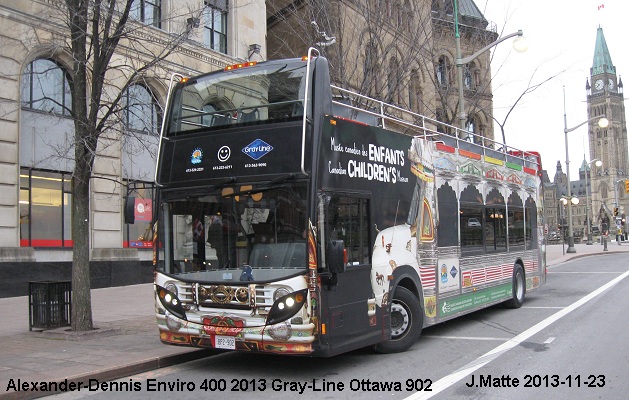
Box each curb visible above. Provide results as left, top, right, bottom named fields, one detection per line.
left=546, top=249, right=627, bottom=268
left=0, top=349, right=214, bottom=400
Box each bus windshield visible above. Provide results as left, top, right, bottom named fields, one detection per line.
left=160, top=181, right=308, bottom=283
left=166, top=59, right=309, bottom=135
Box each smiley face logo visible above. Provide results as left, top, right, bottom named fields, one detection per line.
left=217, top=146, right=231, bottom=162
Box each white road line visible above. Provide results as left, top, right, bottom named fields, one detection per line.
left=422, top=335, right=510, bottom=342
left=550, top=271, right=621, bottom=274
left=405, top=269, right=629, bottom=400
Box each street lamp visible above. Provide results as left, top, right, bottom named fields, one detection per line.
left=454, top=0, right=527, bottom=131
left=612, top=179, right=624, bottom=244
left=563, top=86, right=608, bottom=253
left=584, top=157, right=603, bottom=245
left=560, top=196, right=579, bottom=254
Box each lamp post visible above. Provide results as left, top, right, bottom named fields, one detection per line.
left=584, top=157, right=602, bottom=245
left=454, top=0, right=527, bottom=131
left=563, top=86, right=608, bottom=253
left=613, top=179, right=624, bottom=244
left=560, top=196, right=580, bottom=253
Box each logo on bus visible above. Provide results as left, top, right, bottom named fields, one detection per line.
left=217, top=146, right=231, bottom=162
left=191, top=148, right=203, bottom=164
left=242, top=139, right=273, bottom=160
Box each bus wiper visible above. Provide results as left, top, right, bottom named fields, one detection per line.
left=225, top=174, right=297, bottom=198
left=163, top=177, right=237, bottom=201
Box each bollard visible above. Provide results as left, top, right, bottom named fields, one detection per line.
left=603, top=236, right=608, bottom=251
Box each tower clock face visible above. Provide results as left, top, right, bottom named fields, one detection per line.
left=595, top=79, right=604, bottom=90
left=608, top=78, right=615, bottom=90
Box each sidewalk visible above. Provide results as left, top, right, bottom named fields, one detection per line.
left=1, top=242, right=628, bottom=399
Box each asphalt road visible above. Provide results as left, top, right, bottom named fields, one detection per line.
left=52, top=254, right=629, bottom=400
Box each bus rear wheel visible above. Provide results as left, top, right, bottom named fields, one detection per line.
left=375, top=287, right=422, bottom=353
left=504, top=264, right=525, bottom=309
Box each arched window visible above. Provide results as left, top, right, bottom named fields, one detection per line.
left=363, top=41, right=380, bottom=96
left=409, top=69, right=422, bottom=114
left=387, top=57, right=400, bottom=104
left=463, top=65, right=472, bottom=89
left=436, top=56, right=449, bottom=86
left=21, top=59, right=72, bottom=117
left=124, top=84, right=161, bottom=134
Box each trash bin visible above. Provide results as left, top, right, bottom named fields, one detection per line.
left=29, top=281, right=72, bottom=331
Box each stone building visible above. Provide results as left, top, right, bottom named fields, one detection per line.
left=586, top=26, right=628, bottom=234
left=542, top=26, right=628, bottom=242
left=0, top=0, right=266, bottom=296
left=266, top=0, right=498, bottom=141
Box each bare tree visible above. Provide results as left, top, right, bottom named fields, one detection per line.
left=11, top=0, right=204, bottom=331
left=488, top=64, right=565, bottom=146
left=267, top=1, right=435, bottom=114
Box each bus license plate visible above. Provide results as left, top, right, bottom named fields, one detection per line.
left=215, top=335, right=235, bottom=350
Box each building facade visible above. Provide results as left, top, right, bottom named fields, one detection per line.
left=0, top=0, right=266, bottom=296
left=266, top=0, right=498, bottom=142
left=0, top=0, right=516, bottom=296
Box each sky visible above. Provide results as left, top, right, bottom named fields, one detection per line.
left=480, top=0, right=628, bottom=181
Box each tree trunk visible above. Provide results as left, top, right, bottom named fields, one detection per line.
left=71, top=164, right=93, bottom=331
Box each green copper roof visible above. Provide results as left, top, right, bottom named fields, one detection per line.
left=592, top=27, right=615, bottom=76
left=459, top=0, right=485, bottom=20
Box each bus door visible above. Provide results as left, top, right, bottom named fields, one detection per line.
left=320, top=193, right=381, bottom=354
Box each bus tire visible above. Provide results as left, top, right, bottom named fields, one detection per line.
left=504, top=264, right=525, bottom=309
left=374, top=287, right=422, bottom=353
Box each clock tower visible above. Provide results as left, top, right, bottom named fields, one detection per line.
left=587, top=26, right=628, bottom=230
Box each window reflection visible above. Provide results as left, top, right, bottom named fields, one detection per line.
left=124, top=84, right=161, bottom=134
left=21, top=59, right=72, bottom=117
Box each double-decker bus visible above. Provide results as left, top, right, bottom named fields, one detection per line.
left=150, top=49, right=546, bottom=356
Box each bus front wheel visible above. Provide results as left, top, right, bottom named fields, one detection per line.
left=375, top=287, right=422, bottom=353
left=504, top=264, right=525, bottom=309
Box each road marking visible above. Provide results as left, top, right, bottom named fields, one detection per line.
left=543, top=337, right=556, bottom=344
left=521, top=306, right=564, bottom=309
left=405, top=269, right=629, bottom=400
left=423, top=335, right=509, bottom=342
left=550, top=271, right=621, bottom=274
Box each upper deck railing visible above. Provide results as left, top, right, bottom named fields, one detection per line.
left=329, top=84, right=541, bottom=175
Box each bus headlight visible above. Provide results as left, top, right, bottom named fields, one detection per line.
left=156, top=284, right=187, bottom=321
left=265, top=289, right=308, bottom=326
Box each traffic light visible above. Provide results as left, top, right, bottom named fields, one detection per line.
left=625, top=180, right=629, bottom=194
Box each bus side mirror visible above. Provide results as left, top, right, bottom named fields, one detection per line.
left=124, top=196, right=135, bottom=224
left=327, top=240, right=345, bottom=274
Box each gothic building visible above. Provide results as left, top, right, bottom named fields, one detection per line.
left=545, top=26, right=628, bottom=240
left=586, top=26, right=628, bottom=233
left=266, top=0, right=498, bottom=141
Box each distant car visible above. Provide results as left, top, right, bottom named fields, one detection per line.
left=548, top=232, right=561, bottom=240
left=467, top=218, right=481, bottom=227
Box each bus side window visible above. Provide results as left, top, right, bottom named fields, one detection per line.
left=326, top=195, right=370, bottom=266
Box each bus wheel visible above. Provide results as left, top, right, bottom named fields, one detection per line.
left=375, top=287, right=422, bottom=353
left=504, top=264, right=525, bottom=309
